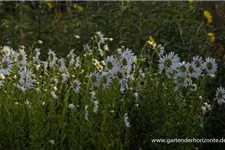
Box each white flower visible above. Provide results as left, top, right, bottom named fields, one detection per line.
left=159, top=52, right=180, bottom=73
left=155, top=44, right=165, bottom=57
left=18, top=68, right=36, bottom=91
left=67, top=49, right=75, bottom=66
left=173, top=71, right=191, bottom=89
left=93, top=100, right=99, bottom=113
left=134, top=92, right=139, bottom=99
left=0, top=55, right=14, bottom=75
left=186, top=62, right=202, bottom=79
left=16, top=50, right=27, bottom=67
left=203, top=57, right=217, bottom=75
left=101, top=72, right=112, bottom=90
left=73, top=79, right=81, bottom=93
left=120, top=48, right=136, bottom=73
left=95, top=31, right=105, bottom=47
left=88, top=71, right=101, bottom=88
left=75, top=56, right=80, bottom=68
left=51, top=91, right=58, bottom=99
left=215, top=87, right=225, bottom=105
left=124, top=113, right=130, bottom=128
left=61, top=72, right=70, bottom=83
left=68, top=103, right=75, bottom=109
left=177, top=61, right=188, bottom=76
left=201, top=106, right=207, bottom=114
left=58, top=58, right=66, bottom=72
left=48, top=49, right=57, bottom=67
left=105, top=55, right=117, bottom=75
left=192, top=56, right=204, bottom=69
left=83, top=44, right=92, bottom=56
left=2, top=45, right=14, bottom=56
left=115, top=69, right=127, bottom=85
left=90, top=91, right=96, bottom=100
left=34, top=48, right=41, bottom=65
left=85, top=105, right=88, bottom=121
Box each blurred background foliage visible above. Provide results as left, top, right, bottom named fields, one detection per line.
left=0, top=1, right=224, bottom=149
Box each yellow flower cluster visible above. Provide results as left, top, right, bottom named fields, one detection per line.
left=207, top=32, right=215, bottom=43
left=204, top=10, right=212, bottom=24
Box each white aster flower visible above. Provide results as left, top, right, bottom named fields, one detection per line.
left=61, top=72, right=70, bottom=83
left=201, top=106, right=207, bottom=114
left=215, top=87, right=225, bottom=105
left=105, top=55, right=117, bottom=75
left=1, top=45, right=14, bottom=56
left=155, top=44, right=165, bottom=57
left=186, top=62, right=202, bottom=79
left=34, top=48, right=41, bottom=65
left=173, top=72, right=191, bottom=89
left=58, top=58, right=66, bottom=72
left=124, top=113, right=130, bottom=128
left=120, top=48, right=136, bottom=73
left=192, top=55, right=204, bottom=69
left=90, top=91, right=96, bottom=100
left=48, top=49, right=57, bottom=67
left=203, top=57, right=217, bottom=76
left=18, top=68, right=36, bottom=91
left=67, top=49, right=75, bottom=66
left=159, top=52, right=180, bottom=73
left=115, top=69, right=127, bottom=85
left=101, top=72, right=112, bottom=90
left=93, top=100, right=99, bottom=114
left=75, top=56, right=80, bottom=69
left=134, top=92, right=139, bottom=99
left=88, top=71, right=101, bottom=88
left=177, top=61, right=188, bottom=76
left=95, top=31, right=105, bottom=47
left=0, top=55, right=14, bottom=75
left=51, top=91, right=58, bottom=99
left=16, top=50, right=27, bottom=67
left=73, top=79, right=81, bottom=93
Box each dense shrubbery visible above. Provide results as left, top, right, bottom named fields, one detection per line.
left=0, top=1, right=225, bottom=149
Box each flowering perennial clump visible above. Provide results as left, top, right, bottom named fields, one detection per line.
left=0, top=31, right=223, bottom=131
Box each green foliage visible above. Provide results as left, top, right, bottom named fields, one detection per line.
left=0, top=1, right=224, bottom=150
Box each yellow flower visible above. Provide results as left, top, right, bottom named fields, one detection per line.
left=188, top=0, right=193, bottom=4
left=204, top=10, right=212, bottom=24
left=73, top=4, right=84, bottom=12
left=148, top=36, right=157, bottom=47
left=207, top=32, right=216, bottom=43
left=46, top=2, right=53, bottom=9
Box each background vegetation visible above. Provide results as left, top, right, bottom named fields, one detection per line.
left=0, top=1, right=224, bottom=149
